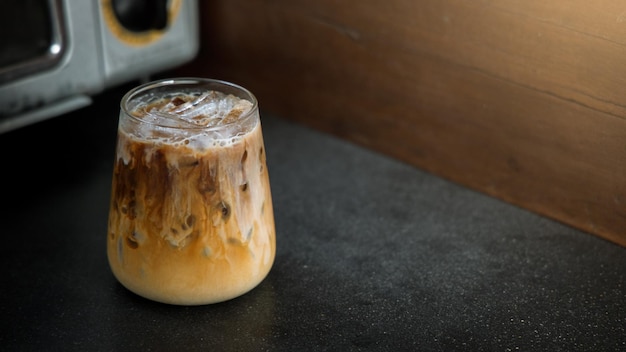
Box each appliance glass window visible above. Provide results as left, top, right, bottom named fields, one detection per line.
left=0, top=0, right=65, bottom=83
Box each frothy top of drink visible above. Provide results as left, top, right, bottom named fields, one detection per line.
left=121, top=91, right=257, bottom=150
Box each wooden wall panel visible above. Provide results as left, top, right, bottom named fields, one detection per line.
left=177, top=0, right=626, bottom=247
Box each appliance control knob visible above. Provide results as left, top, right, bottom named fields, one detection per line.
left=111, top=0, right=168, bottom=32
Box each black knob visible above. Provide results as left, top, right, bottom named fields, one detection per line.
left=111, top=0, right=168, bottom=32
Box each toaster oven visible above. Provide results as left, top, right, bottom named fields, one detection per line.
left=0, top=0, right=199, bottom=133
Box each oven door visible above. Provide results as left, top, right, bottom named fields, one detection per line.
left=0, top=0, right=66, bottom=84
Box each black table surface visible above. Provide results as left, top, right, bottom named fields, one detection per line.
left=1, top=81, right=624, bottom=352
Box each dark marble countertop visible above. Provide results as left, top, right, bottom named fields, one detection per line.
left=1, top=82, right=624, bottom=352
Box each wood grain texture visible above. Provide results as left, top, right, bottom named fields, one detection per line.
left=177, top=0, right=626, bottom=247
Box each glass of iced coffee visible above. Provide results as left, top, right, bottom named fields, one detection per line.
left=107, top=78, right=276, bottom=305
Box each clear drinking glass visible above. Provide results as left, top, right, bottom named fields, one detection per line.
left=106, top=78, right=276, bottom=305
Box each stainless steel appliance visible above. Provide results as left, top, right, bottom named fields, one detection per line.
left=0, top=0, right=199, bottom=133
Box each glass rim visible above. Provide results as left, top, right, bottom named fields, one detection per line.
left=120, top=77, right=259, bottom=131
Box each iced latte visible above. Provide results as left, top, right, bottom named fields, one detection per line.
left=107, top=78, right=276, bottom=305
